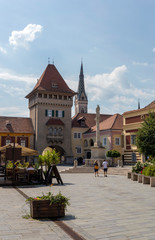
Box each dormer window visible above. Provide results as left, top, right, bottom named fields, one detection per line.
left=52, top=83, right=58, bottom=88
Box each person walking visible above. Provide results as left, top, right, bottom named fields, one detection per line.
left=94, top=160, right=99, bottom=177
left=102, top=159, right=108, bottom=177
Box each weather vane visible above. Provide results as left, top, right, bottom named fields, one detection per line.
left=48, top=57, right=50, bottom=64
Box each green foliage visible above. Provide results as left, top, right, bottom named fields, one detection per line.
left=106, top=150, right=121, bottom=158
left=132, top=161, right=143, bottom=173
left=38, top=149, right=60, bottom=171
left=26, top=192, right=70, bottom=209
left=136, top=112, right=155, bottom=157
left=6, top=160, right=13, bottom=168
left=6, top=160, right=28, bottom=168
left=142, top=165, right=155, bottom=177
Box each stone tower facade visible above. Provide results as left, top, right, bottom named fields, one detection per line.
left=26, top=64, right=76, bottom=163
left=75, top=62, right=88, bottom=114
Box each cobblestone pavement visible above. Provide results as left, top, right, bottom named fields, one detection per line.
left=0, top=173, right=155, bottom=240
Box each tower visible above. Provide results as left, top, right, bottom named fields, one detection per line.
left=75, top=62, right=88, bottom=114
left=26, top=64, right=76, bottom=163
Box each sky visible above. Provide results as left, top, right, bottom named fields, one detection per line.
left=0, top=0, right=155, bottom=117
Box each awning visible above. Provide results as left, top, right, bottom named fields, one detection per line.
left=0, top=143, right=38, bottom=156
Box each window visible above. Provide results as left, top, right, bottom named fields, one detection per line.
left=56, top=110, right=65, bottom=118
left=47, top=110, right=52, bottom=117
left=131, top=135, right=136, bottom=145
left=59, top=95, right=62, bottom=100
left=90, top=139, right=94, bottom=146
left=81, top=120, right=85, bottom=127
left=74, top=133, right=81, bottom=138
left=44, top=94, right=47, bottom=98
left=49, top=127, right=53, bottom=135
left=54, top=128, right=57, bottom=136
left=58, top=128, right=62, bottom=136
left=20, top=139, right=26, bottom=147
left=54, top=95, right=57, bottom=99
left=103, top=137, right=107, bottom=146
left=76, top=146, right=81, bottom=154
left=115, top=137, right=120, bottom=145
left=6, top=139, right=11, bottom=145
left=58, top=110, right=63, bottom=117
left=64, top=96, right=67, bottom=100
left=49, top=94, right=52, bottom=99
left=38, top=93, right=42, bottom=98
left=52, top=83, right=58, bottom=88
left=45, top=110, right=54, bottom=117
left=84, top=140, right=88, bottom=147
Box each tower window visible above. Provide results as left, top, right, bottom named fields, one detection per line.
left=76, top=146, right=81, bottom=154
left=52, top=83, right=58, bottom=88
left=56, top=110, right=65, bottom=118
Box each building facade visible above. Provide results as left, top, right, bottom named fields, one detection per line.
left=72, top=64, right=123, bottom=165
left=123, top=100, right=155, bottom=164
left=26, top=64, right=76, bottom=163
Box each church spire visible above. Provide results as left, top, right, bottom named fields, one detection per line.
left=77, top=61, right=87, bottom=100
left=74, top=62, right=88, bottom=114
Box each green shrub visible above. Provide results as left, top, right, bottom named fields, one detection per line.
left=106, top=150, right=121, bottom=158
left=132, top=161, right=143, bottom=173
left=26, top=191, right=70, bottom=209
left=142, top=165, right=155, bottom=177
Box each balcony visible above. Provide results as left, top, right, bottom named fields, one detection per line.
left=46, top=134, right=64, bottom=144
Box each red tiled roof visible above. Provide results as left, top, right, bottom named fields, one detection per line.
left=46, top=118, right=64, bottom=126
left=90, top=114, right=123, bottom=132
left=123, top=100, right=155, bottom=115
left=72, top=113, right=112, bottom=128
left=0, top=117, right=34, bottom=133
left=26, top=64, right=76, bottom=98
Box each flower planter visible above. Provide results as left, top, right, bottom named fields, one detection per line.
left=30, top=200, right=65, bottom=218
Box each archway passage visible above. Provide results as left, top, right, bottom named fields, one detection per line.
left=49, top=145, right=66, bottom=163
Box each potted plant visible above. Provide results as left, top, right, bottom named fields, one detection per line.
left=26, top=192, right=69, bottom=218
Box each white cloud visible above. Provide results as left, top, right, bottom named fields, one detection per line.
left=0, top=46, right=7, bottom=54
left=0, top=106, right=29, bottom=117
left=9, top=24, right=43, bottom=49
left=68, top=65, right=155, bottom=114
left=152, top=47, right=155, bottom=52
left=0, top=68, right=37, bottom=85
left=132, top=61, right=148, bottom=67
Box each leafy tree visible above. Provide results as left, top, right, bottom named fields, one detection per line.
left=136, top=112, right=155, bottom=158
left=106, top=150, right=121, bottom=158
left=38, top=149, right=60, bottom=171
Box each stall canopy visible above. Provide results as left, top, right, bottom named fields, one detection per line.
left=0, top=143, right=38, bottom=156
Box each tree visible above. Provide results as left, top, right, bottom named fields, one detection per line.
left=38, top=149, right=60, bottom=171
left=136, top=112, right=155, bottom=158
left=106, top=150, right=121, bottom=158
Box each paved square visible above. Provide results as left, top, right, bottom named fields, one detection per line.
left=0, top=173, right=155, bottom=240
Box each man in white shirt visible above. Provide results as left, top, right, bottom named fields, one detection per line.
left=102, top=160, right=108, bottom=177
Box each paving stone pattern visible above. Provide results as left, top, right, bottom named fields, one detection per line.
left=0, top=173, right=155, bottom=240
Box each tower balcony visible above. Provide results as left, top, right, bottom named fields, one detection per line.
left=46, top=134, right=64, bottom=144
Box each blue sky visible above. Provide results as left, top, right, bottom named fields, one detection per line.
left=0, top=0, right=155, bottom=117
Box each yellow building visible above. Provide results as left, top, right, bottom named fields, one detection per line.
left=123, top=100, right=155, bottom=164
